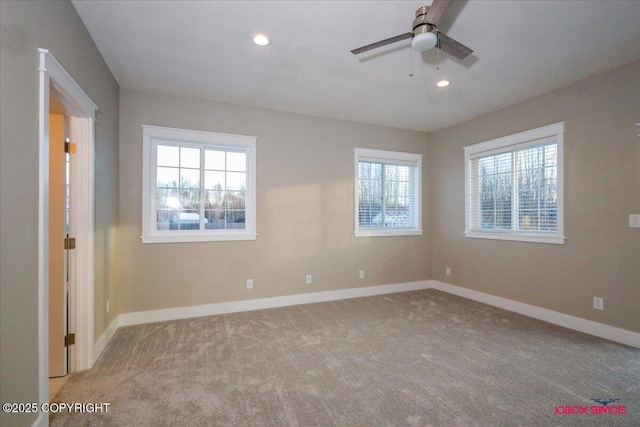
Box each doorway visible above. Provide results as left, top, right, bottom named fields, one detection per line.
left=48, top=112, right=68, bottom=378
left=48, top=109, right=72, bottom=399
left=38, top=48, right=97, bottom=416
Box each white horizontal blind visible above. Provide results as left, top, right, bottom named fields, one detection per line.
left=468, top=137, right=558, bottom=234
left=358, top=159, right=419, bottom=230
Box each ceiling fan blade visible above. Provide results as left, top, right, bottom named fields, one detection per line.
left=437, top=31, right=473, bottom=60
left=425, top=0, right=453, bottom=25
left=351, top=32, right=412, bottom=55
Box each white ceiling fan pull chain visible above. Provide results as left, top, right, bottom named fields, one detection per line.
left=409, top=48, right=414, bottom=77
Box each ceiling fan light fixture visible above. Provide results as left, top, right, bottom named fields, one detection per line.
left=411, top=31, right=437, bottom=52
left=252, top=33, right=270, bottom=47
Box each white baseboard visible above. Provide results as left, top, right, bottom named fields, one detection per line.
left=93, top=315, right=120, bottom=365
left=119, top=280, right=431, bottom=327
left=110, top=279, right=639, bottom=350
left=430, top=280, right=640, bottom=349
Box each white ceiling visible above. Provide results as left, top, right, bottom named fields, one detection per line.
left=72, top=0, right=640, bottom=133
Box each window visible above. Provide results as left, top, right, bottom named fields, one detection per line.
left=464, top=122, right=564, bottom=244
left=142, top=125, right=256, bottom=243
left=354, top=148, right=422, bottom=237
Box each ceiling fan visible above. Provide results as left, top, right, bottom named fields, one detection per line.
left=350, top=0, right=473, bottom=60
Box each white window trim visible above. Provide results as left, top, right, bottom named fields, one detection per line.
left=142, top=125, right=257, bottom=243
left=354, top=147, right=423, bottom=237
left=464, top=122, right=565, bottom=245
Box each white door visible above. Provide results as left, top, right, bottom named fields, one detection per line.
left=48, top=114, right=71, bottom=377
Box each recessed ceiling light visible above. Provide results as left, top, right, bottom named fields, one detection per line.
left=252, top=33, right=270, bottom=47
left=436, top=79, right=450, bottom=88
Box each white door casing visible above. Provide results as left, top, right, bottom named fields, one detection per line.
left=38, top=48, right=97, bottom=425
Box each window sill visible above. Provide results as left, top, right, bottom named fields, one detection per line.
left=464, top=230, right=565, bottom=245
left=355, top=229, right=423, bottom=238
left=142, top=232, right=257, bottom=244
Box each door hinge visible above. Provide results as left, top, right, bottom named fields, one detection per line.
left=64, top=237, right=76, bottom=250
left=64, top=141, right=77, bottom=154
left=64, top=333, right=76, bottom=347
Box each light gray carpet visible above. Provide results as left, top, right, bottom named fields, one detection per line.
left=51, top=289, right=639, bottom=426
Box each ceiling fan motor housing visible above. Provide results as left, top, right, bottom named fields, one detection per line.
left=411, top=6, right=438, bottom=51
left=412, top=6, right=435, bottom=34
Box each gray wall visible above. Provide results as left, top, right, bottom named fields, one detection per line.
left=118, top=89, right=430, bottom=314
left=428, top=61, right=640, bottom=333
left=0, top=1, right=119, bottom=426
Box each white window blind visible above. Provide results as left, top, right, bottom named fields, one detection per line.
left=354, top=148, right=422, bottom=237
left=464, top=122, right=565, bottom=244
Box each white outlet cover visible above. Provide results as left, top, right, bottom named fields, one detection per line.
left=593, top=297, right=604, bottom=310
left=630, top=214, right=640, bottom=228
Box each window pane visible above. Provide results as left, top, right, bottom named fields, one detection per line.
left=385, top=164, right=408, bottom=181
left=495, top=171, right=512, bottom=229
left=157, top=145, right=179, bottom=167
left=225, top=191, right=245, bottom=210
left=180, top=168, right=200, bottom=189
left=157, top=167, right=179, bottom=188
left=180, top=147, right=200, bottom=168
left=205, top=190, right=224, bottom=209
left=358, top=162, right=382, bottom=227
left=384, top=165, right=410, bottom=211
left=361, top=162, right=381, bottom=179
left=515, top=143, right=557, bottom=232
left=519, top=210, right=539, bottom=230
left=226, top=210, right=246, bottom=228
left=205, top=171, right=225, bottom=190
left=203, top=209, right=246, bottom=230
left=156, top=188, right=180, bottom=207
left=156, top=188, right=178, bottom=230
left=205, top=150, right=225, bottom=170
left=360, top=204, right=382, bottom=227
left=479, top=157, right=495, bottom=175
left=178, top=189, right=200, bottom=209
left=174, top=209, right=202, bottom=230
left=495, top=152, right=511, bottom=173
left=226, top=172, right=246, bottom=191
left=227, top=152, right=246, bottom=172
left=477, top=152, right=512, bottom=230
left=540, top=209, right=557, bottom=230
left=157, top=189, right=180, bottom=230
left=545, top=145, right=557, bottom=165
left=204, top=210, right=224, bottom=229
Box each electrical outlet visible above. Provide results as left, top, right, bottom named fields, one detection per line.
left=593, top=296, right=604, bottom=311
left=306, top=274, right=312, bottom=285
left=629, top=214, right=640, bottom=228
left=106, top=299, right=110, bottom=314
left=446, top=267, right=451, bottom=276
left=246, top=279, right=253, bottom=290
left=359, top=270, right=365, bottom=279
